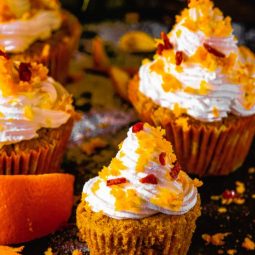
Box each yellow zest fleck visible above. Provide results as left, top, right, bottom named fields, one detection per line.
left=193, top=178, right=203, bottom=187
left=111, top=187, right=142, bottom=213
left=23, top=106, right=34, bottom=120
left=142, top=58, right=151, bottom=65
left=119, top=151, right=125, bottom=158
left=211, top=195, right=221, bottom=201
left=234, top=197, right=245, bottom=205
left=44, top=247, right=54, bottom=255
left=175, top=65, right=183, bottom=73
left=150, top=59, right=165, bottom=74
left=218, top=207, right=227, bottom=213
left=41, top=44, right=50, bottom=58
left=199, top=80, right=211, bottom=95
left=184, top=86, right=197, bottom=94
left=242, top=237, right=255, bottom=251
left=235, top=181, right=245, bottom=194
left=150, top=186, right=183, bottom=211
left=72, top=250, right=83, bottom=255
left=212, top=107, right=219, bottom=118
left=172, top=103, right=187, bottom=117
left=175, top=117, right=190, bottom=131
left=162, top=73, right=182, bottom=92
left=202, top=232, right=230, bottom=246
left=176, top=29, right=182, bottom=38
left=0, top=112, right=4, bottom=118
left=91, top=179, right=101, bottom=194
left=118, top=141, right=123, bottom=150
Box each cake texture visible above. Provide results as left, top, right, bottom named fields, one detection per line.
left=77, top=123, right=202, bottom=255
left=0, top=0, right=81, bottom=83
left=129, top=0, right=255, bottom=176
left=0, top=52, right=75, bottom=174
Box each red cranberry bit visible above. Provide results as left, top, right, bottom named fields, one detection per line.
left=159, top=152, right=166, bottom=166
left=0, top=50, right=9, bottom=60
left=139, top=174, right=158, bottom=184
left=175, top=51, right=183, bottom=65
left=170, top=162, right=181, bottom=179
left=132, top=122, right=144, bottom=133
left=222, top=189, right=236, bottom=199
left=161, top=32, right=173, bottom=50
left=19, top=62, right=32, bottom=82
left=106, top=177, right=127, bottom=186
left=156, top=43, right=165, bottom=55
left=203, top=43, right=225, bottom=58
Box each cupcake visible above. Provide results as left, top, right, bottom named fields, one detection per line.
left=0, top=0, right=81, bottom=83
left=0, top=52, right=74, bottom=174
left=77, top=122, right=202, bottom=255
left=129, top=0, right=255, bottom=176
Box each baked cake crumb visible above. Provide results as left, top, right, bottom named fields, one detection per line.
left=202, top=233, right=230, bottom=246
left=242, top=237, right=255, bottom=250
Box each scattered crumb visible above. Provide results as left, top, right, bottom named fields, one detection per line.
left=234, top=197, right=245, bottom=205
left=80, top=137, right=108, bottom=155
left=218, top=207, right=227, bottom=213
left=202, top=233, right=230, bottom=246
left=193, top=178, right=203, bottom=187
left=217, top=249, right=224, bottom=254
left=211, top=195, right=221, bottom=201
left=44, top=247, right=54, bottom=255
left=235, top=181, right=245, bottom=194
left=248, top=167, right=255, bottom=174
left=227, top=249, right=237, bottom=255
left=72, top=250, right=83, bottom=255
left=242, top=237, right=255, bottom=250
left=251, top=194, right=255, bottom=199
left=125, top=12, right=140, bottom=23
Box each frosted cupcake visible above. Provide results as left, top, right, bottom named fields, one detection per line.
left=0, top=52, right=74, bottom=174
left=77, top=122, right=201, bottom=255
left=0, top=0, right=81, bottom=83
left=129, top=0, right=255, bottom=176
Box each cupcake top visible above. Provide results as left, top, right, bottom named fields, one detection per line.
left=83, top=122, right=201, bottom=220
left=138, top=0, right=255, bottom=122
left=0, top=0, right=62, bottom=53
left=0, top=51, right=73, bottom=148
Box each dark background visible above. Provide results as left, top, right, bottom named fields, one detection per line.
left=61, top=0, right=255, bottom=25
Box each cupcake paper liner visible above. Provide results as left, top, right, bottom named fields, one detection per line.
left=129, top=76, right=255, bottom=176
left=11, top=11, right=82, bottom=84
left=0, top=118, right=73, bottom=175
left=76, top=197, right=201, bottom=255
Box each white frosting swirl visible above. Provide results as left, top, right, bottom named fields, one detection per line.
left=0, top=77, right=72, bottom=147
left=138, top=3, right=255, bottom=122
left=83, top=124, right=198, bottom=219
left=0, top=10, right=62, bottom=53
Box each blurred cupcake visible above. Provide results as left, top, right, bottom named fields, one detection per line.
left=129, top=0, right=255, bottom=176
left=0, top=0, right=81, bottom=83
left=77, top=122, right=201, bottom=255
left=0, top=52, right=74, bottom=174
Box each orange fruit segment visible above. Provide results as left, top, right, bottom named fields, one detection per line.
left=0, top=174, right=74, bottom=245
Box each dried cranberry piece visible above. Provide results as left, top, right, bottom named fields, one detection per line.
left=170, top=162, right=181, bottom=179
left=159, top=152, right=166, bottom=166
left=222, top=189, right=236, bottom=199
left=132, top=122, right=144, bottom=133
left=203, top=43, right=225, bottom=58
left=106, top=177, right=127, bottom=186
left=0, top=50, right=9, bottom=60
left=139, top=174, right=158, bottom=184
left=19, top=62, right=32, bottom=82
left=175, top=51, right=183, bottom=65
left=156, top=43, right=165, bottom=55
left=161, top=32, right=173, bottom=50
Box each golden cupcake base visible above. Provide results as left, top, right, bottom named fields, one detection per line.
left=76, top=196, right=201, bottom=255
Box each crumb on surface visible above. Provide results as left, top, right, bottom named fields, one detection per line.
left=242, top=237, right=255, bottom=250
left=235, top=181, right=245, bottom=194
left=218, top=207, right=227, bottom=213
left=72, top=249, right=83, bottom=255
left=227, top=249, right=237, bottom=255
left=44, top=247, right=54, bottom=255
left=248, top=167, right=255, bottom=174
left=202, top=233, right=230, bottom=246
